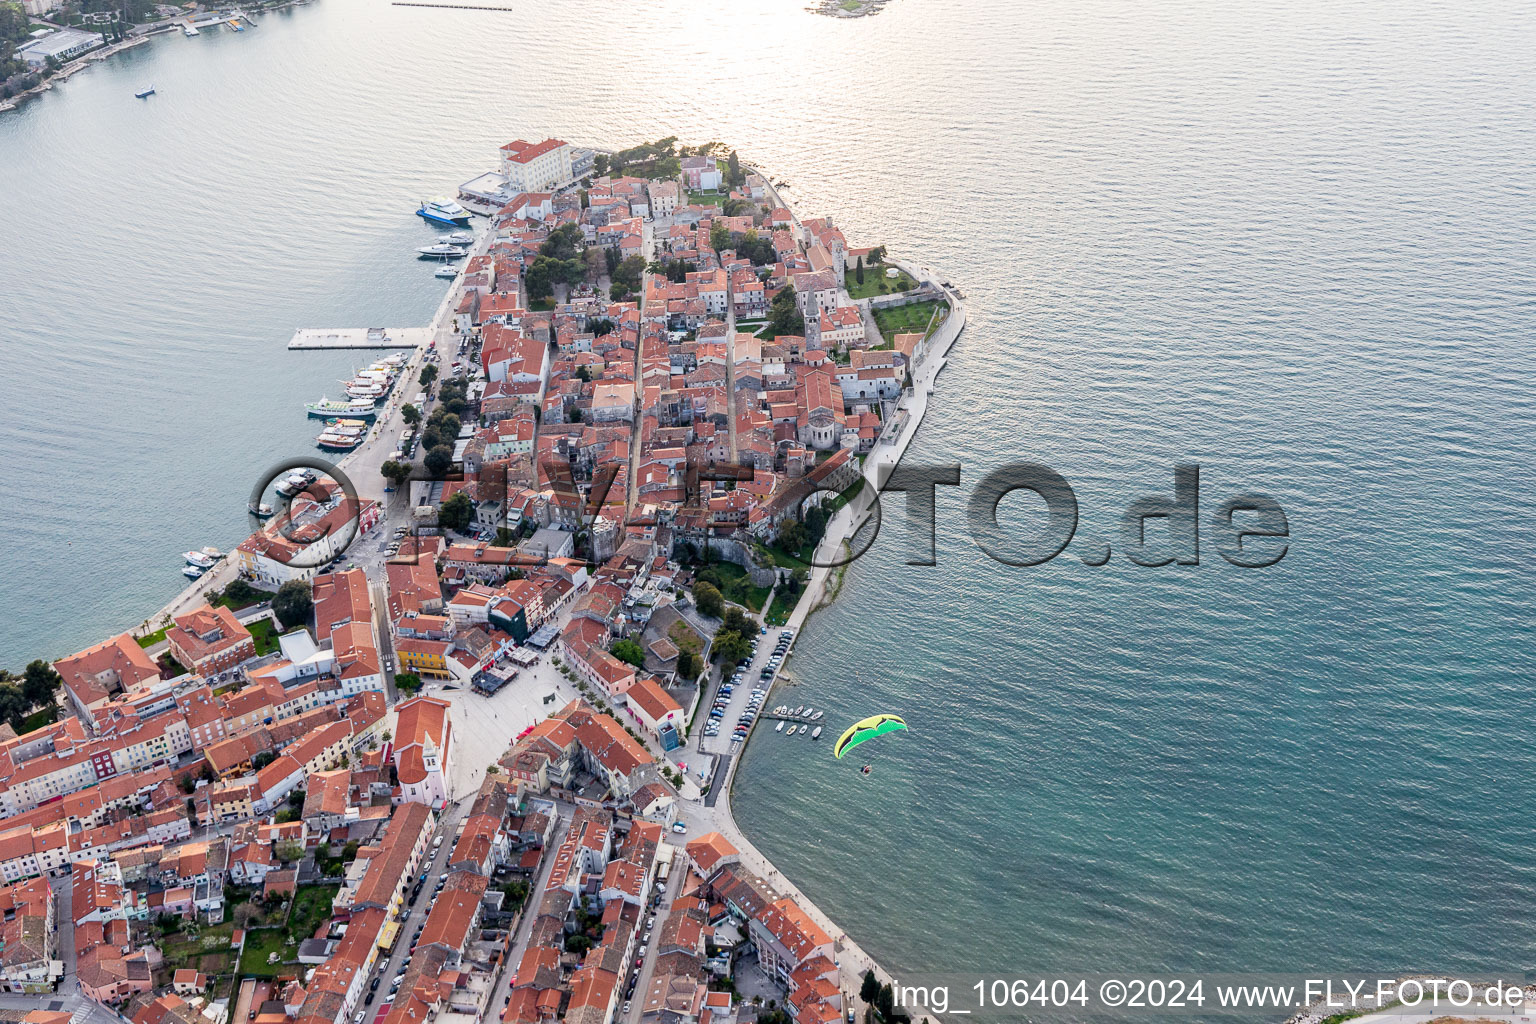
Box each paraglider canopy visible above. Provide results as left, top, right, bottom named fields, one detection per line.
left=833, top=714, right=909, bottom=759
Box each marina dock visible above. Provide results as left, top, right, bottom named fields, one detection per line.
left=288, top=327, right=433, bottom=351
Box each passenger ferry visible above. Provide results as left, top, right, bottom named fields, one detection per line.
left=306, top=396, right=379, bottom=419
left=416, top=196, right=472, bottom=226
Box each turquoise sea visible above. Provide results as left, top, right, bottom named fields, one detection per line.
left=2, top=0, right=1534, bottom=994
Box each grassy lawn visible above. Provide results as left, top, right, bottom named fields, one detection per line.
left=137, top=626, right=169, bottom=648
left=763, top=588, right=797, bottom=626
left=759, top=542, right=812, bottom=570
left=159, top=920, right=238, bottom=979
left=668, top=621, right=703, bottom=657
left=234, top=885, right=337, bottom=977
left=237, top=928, right=291, bottom=978
left=288, top=885, right=340, bottom=942
left=19, top=705, right=59, bottom=732
left=687, top=190, right=725, bottom=206
left=873, top=299, right=947, bottom=343
left=845, top=261, right=916, bottom=299
left=246, top=618, right=280, bottom=656
left=695, top=561, right=770, bottom=613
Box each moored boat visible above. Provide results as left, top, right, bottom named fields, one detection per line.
left=811, top=726, right=823, bottom=740
left=798, top=724, right=808, bottom=735
left=417, top=243, right=468, bottom=259
left=775, top=720, right=785, bottom=732
left=184, top=551, right=214, bottom=569
left=416, top=196, right=472, bottom=226
left=134, top=85, right=155, bottom=98
left=445, top=231, right=474, bottom=245
left=249, top=501, right=274, bottom=518
left=182, top=564, right=206, bottom=579
left=435, top=265, right=458, bottom=279
left=306, top=396, right=379, bottom=419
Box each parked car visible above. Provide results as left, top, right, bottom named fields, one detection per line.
left=671, top=822, right=687, bottom=833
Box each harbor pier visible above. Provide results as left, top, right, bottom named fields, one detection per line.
left=288, top=326, right=433, bottom=350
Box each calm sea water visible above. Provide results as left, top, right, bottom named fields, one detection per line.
left=3, top=0, right=1535, bottom=989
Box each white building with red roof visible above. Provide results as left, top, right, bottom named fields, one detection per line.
left=499, top=138, right=574, bottom=193
left=393, top=696, right=452, bottom=808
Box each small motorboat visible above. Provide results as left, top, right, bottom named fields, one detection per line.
left=200, top=546, right=224, bottom=560
left=249, top=501, right=274, bottom=518
left=860, top=764, right=872, bottom=776
left=791, top=705, right=804, bottom=716
left=184, top=551, right=215, bottom=569
left=135, top=85, right=155, bottom=98
left=811, top=726, right=823, bottom=740
left=435, top=265, right=457, bottom=279
left=775, top=721, right=785, bottom=733
left=417, top=243, right=468, bottom=259
left=182, top=564, right=206, bottom=579
left=445, top=231, right=474, bottom=245
left=809, top=711, right=823, bottom=721
left=798, top=724, right=808, bottom=735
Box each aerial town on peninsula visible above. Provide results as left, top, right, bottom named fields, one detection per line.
left=0, top=137, right=960, bottom=1024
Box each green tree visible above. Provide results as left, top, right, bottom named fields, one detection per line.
left=610, top=638, right=645, bottom=669
left=381, top=460, right=413, bottom=490
left=711, top=630, right=752, bottom=665
left=692, top=581, right=723, bottom=619
left=676, top=649, right=701, bottom=680
left=710, top=220, right=731, bottom=253
left=593, top=153, right=609, bottom=177
left=727, top=150, right=742, bottom=187
left=395, top=672, right=422, bottom=695
left=804, top=504, right=829, bottom=545
left=252, top=750, right=276, bottom=770
left=609, top=255, right=646, bottom=299
left=401, top=403, right=421, bottom=425
left=438, top=491, right=474, bottom=532
left=419, top=363, right=438, bottom=387
left=21, top=659, right=62, bottom=709
left=272, top=580, right=312, bottom=629
left=855, top=257, right=865, bottom=286
left=861, top=971, right=879, bottom=1004
left=424, top=445, right=454, bottom=477
left=768, top=285, right=804, bottom=336
left=721, top=607, right=753, bottom=636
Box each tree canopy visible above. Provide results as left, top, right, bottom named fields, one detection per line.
left=272, top=580, right=313, bottom=629
left=692, top=581, right=723, bottom=619
left=438, top=491, right=474, bottom=532
left=768, top=285, right=805, bottom=336
left=611, top=638, right=646, bottom=669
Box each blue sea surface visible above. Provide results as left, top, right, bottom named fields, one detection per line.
left=1, top=0, right=1533, bottom=987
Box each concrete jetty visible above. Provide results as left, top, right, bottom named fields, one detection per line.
left=287, top=326, right=433, bottom=351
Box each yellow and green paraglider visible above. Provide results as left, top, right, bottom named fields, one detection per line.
left=833, top=714, right=908, bottom=759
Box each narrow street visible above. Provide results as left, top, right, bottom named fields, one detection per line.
left=485, top=810, right=570, bottom=1012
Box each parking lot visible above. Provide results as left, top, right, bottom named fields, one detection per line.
left=694, top=624, right=797, bottom=756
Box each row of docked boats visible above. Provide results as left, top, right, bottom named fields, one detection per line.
left=303, top=353, right=407, bottom=450
left=773, top=705, right=824, bottom=739
left=180, top=546, right=224, bottom=579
